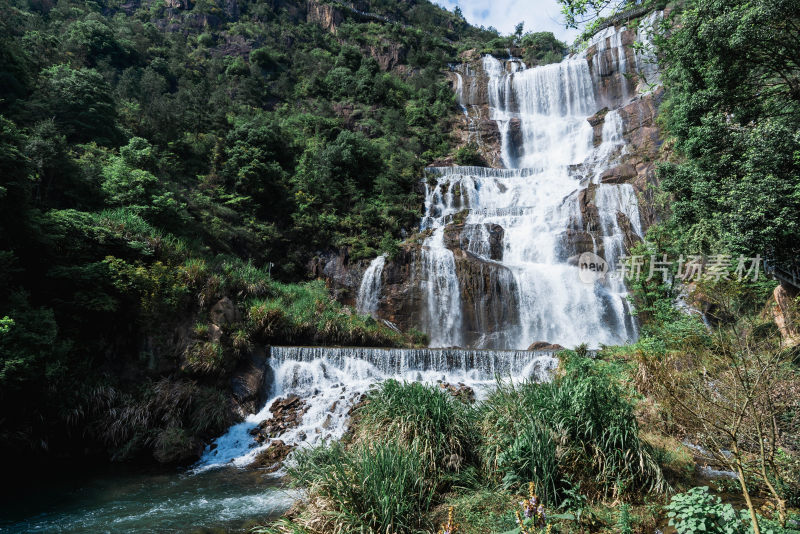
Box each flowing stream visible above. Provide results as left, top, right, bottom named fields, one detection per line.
left=0, top=466, right=296, bottom=533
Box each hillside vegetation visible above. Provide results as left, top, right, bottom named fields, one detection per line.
left=0, top=0, right=503, bottom=463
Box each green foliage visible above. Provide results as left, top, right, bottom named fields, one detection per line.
left=289, top=441, right=436, bottom=534
left=557, top=483, right=590, bottom=527
left=480, top=356, right=666, bottom=505
left=519, top=32, right=566, bottom=66
left=95, top=377, right=235, bottom=463
left=455, top=143, right=485, bottom=166
left=666, top=487, right=748, bottom=534
left=657, top=0, right=800, bottom=265
left=496, top=417, right=559, bottom=499
left=616, top=502, right=634, bottom=534
left=0, top=0, right=496, bottom=462
left=245, top=278, right=408, bottom=347
left=29, top=64, right=118, bottom=144
left=355, top=380, right=478, bottom=476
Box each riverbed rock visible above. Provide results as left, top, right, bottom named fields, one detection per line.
left=439, top=381, right=476, bottom=403
left=252, top=440, right=294, bottom=472
left=527, top=341, right=565, bottom=351
left=250, top=395, right=308, bottom=442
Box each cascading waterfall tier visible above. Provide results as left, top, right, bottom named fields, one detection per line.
left=359, top=13, right=661, bottom=350
left=356, top=254, right=385, bottom=316
left=195, top=346, right=559, bottom=470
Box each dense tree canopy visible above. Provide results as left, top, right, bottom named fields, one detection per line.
left=657, top=0, right=800, bottom=265
left=0, top=0, right=496, bottom=462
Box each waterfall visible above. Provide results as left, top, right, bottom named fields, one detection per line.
left=356, top=255, right=385, bottom=316
left=413, top=16, right=660, bottom=349
left=195, top=346, right=559, bottom=470
left=420, top=181, right=464, bottom=347
left=200, top=13, right=662, bottom=475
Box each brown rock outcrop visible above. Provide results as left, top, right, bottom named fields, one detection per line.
left=600, top=163, right=638, bottom=184
left=210, top=296, right=240, bottom=326
left=452, top=252, right=519, bottom=346
left=771, top=283, right=800, bottom=345
left=252, top=440, right=294, bottom=472
left=250, top=395, right=308, bottom=443
left=368, top=42, right=406, bottom=71
left=306, top=0, right=343, bottom=33
left=230, top=350, right=268, bottom=416
left=577, top=183, right=600, bottom=232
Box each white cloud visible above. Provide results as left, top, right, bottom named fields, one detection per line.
left=432, top=0, right=580, bottom=42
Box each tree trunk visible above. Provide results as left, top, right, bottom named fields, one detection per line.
left=733, top=448, right=760, bottom=534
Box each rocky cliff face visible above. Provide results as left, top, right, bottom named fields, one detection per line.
left=306, top=0, right=344, bottom=33
left=771, top=283, right=800, bottom=346
left=588, top=87, right=665, bottom=227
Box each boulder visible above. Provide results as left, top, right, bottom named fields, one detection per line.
left=600, top=163, right=637, bottom=184
left=209, top=297, right=240, bottom=326
left=230, top=350, right=267, bottom=416
left=527, top=341, right=565, bottom=351
left=439, top=382, right=476, bottom=403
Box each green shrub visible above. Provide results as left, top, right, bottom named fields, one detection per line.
left=289, top=441, right=435, bottom=534
left=666, top=487, right=747, bottom=534
left=244, top=279, right=408, bottom=347
left=480, top=357, right=666, bottom=504
left=495, top=416, right=559, bottom=502
left=455, top=143, right=485, bottom=166
left=355, top=380, right=478, bottom=477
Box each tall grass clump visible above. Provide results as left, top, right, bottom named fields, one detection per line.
left=288, top=441, right=435, bottom=534
left=480, top=356, right=666, bottom=504
left=354, top=380, right=479, bottom=477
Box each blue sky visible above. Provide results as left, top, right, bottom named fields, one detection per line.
left=432, top=0, right=580, bottom=42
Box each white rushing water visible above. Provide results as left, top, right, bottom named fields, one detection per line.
left=357, top=16, right=659, bottom=349
left=355, top=254, right=385, bottom=316
left=196, top=346, right=559, bottom=470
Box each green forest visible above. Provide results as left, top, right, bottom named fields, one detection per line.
left=0, top=0, right=799, bottom=531
left=0, top=0, right=497, bottom=462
